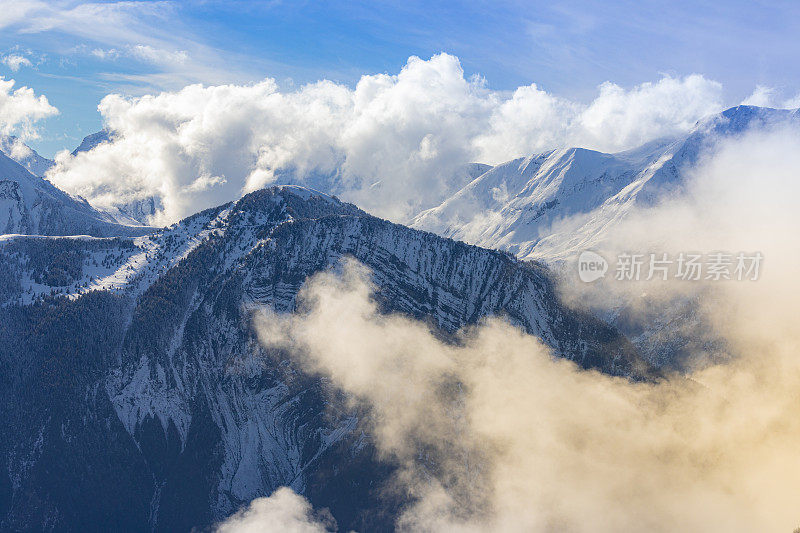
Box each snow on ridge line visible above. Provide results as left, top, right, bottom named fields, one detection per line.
left=411, top=105, right=800, bottom=262
left=0, top=233, right=114, bottom=242
left=271, top=184, right=337, bottom=201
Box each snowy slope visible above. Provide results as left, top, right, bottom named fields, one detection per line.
left=0, top=150, right=152, bottom=237
left=412, top=105, right=798, bottom=260
left=0, top=185, right=643, bottom=532
left=71, top=129, right=112, bottom=155
left=0, top=136, right=54, bottom=177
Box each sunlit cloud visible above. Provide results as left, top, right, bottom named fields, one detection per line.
left=45, top=54, right=726, bottom=225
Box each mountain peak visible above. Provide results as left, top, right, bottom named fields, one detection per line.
left=0, top=136, right=54, bottom=177
left=234, top=184, right=364, bottom=220
left=71, top=129, right=113, bottom=156
left=696, top=104, right=795, bottom=136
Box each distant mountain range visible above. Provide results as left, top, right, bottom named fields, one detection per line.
left=412, top=106, right=800, bottom=261
left=0, top=132, right=162, bottom=229
left=0, top=130, right=112, bottom=174
left=0, top=136, right=54, bottom=178
left=5, top=105, right=793, bottom=249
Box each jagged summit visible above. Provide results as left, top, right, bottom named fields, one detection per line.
left=241, top=184, right=355, bottom=211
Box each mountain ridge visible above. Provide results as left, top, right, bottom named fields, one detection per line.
left=0, top=185, right=645, bottom=531
left=412, top=105, right=800, bottom=260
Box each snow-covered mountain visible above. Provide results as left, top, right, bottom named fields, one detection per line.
left=98, top=195, right=164, bottom=226
left=68, top=130, right=162, bottom=225
left=0, top=136, right=54, bottom=177
left=0, top=185, right=644, bottom=531
left=0, top=150, right=153, bottom=237
left=412, top=106, right=799, bottom=260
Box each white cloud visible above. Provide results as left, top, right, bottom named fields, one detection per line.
left=1, top=1, right=176, bottom=45
left=739, top=86, right=800, bottom=110
left=215, top=487, right=334, bottom=533
left=1, top=54, right=33, bottom=71
left=91, top=47, right=119, bottom=60
left=475, top=74, right=724, bottom=161
left=46, top=54, right=729, bottom=225
left=574, top=75, right=724, bottom=151
left=783, top=93, right=800, bottom=109
left=0, top=76, right=58, bottom=138
left=88, top=44, right=189, bottom=67
left=127, top=44, right=189, bottom=66
left=742, top=84, right=776, bottom=107
left=252, top=126, right=800, bottom=531
left=1, top=1, right=258, bottom=92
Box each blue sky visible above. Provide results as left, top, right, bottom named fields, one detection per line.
left=2, top=0, right=799, bottom=157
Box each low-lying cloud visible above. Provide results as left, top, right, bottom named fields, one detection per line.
left=46, top=54, right=727, bottom=224
left=555, top=125, right=800, bottom=366
left=248, top=256, right=799, bottom=532
left=215, top=487, right=335, bottom=533
left=229, top=127, right=800, bottom=532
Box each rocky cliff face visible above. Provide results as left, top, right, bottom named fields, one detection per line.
left=0, top=186, right=643, bottom=531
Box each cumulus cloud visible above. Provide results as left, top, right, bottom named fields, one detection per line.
left=739, top=85, right=800, bottom=110
left=215, top=487, right=335, bottom=533
left=0, top=76, right=58, bottom=138
left=46, top=54, right=726, bottom=225
left=246, top=127, right=800, bottom=532
left=1, top=54, right=33, bottom=72
left=741, top=85, right=776, bottom=107
left=475, top=74, right=724, bottom=159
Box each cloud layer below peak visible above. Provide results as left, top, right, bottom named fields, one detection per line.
left=45, top=54, right=731, bottom=224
